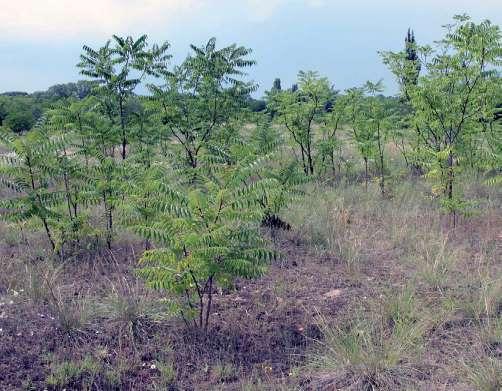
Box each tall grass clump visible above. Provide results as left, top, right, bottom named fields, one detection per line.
left=308, top=290, right=429, bottom=390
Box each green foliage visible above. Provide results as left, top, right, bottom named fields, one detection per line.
left=148, top=37, right=256, bottom=168
left=1, top=14, right=500, bottom=345
left=3, top=108, right=35, bottom=133
left=0, top=82, right=96, bottom=133
left=0, top=127, right=62, bottom=250
left=32, top=80, right=97, bottom=101
left=403, top=28, right=421, bottom=98
left=245, top=117, right=308, bottom=228
left=269, top=70, right=332, bottom=175
left=46, top=356, right=121, bottom=390
left=344, top=81, right=392, bottom=192
left=382, top=15, right=502, bottom=218
left=0, top=95, right=38, bottom=132
left=135, top=156, right=276, bottom=331
left=78, top=34, right=171, bottom=159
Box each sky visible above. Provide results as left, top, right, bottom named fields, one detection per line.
left=1, top=0, right=501, bottom=96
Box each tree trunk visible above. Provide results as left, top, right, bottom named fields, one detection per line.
left=306, top=141, right=314, bottom=175
left=300, top=147, right=308, bottom=175
left=119, top=99, right=127, bottom=160
left=203, top=275, right=214, bottom=332
left=41, top=217, right=56, bottom=252
left=103, top=193, right=113, bottom=249
left=364, top=157, right=369, bottom=191
left=446, top=150, right=456, bottom=227
left=377, top=124, right=385, bottom=195
left=307, top=150, right=314, bottom=176
left=331, top=150, right=336, bottom=179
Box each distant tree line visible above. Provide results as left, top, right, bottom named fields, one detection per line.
left=0, top=81, right=96, bottom=132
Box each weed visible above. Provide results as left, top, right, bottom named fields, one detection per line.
left=46, top=356, right=103, bottom=390
left=46, top=287, right=94, bottom=338
left=154, top=359, right=177, bottom=389
left=459, top=356, right=502, bottom=391
left=308, top=291, right=428, bottom=390
left=413, top=237, right=457, bottom=293
left=212, top=362, right=239, bottom=383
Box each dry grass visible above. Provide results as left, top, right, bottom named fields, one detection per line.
left=0, top=174, right=500, bottom=390
left=284, top=176, right=501, bottom=390
left=307, top=289, right=430, bottom=390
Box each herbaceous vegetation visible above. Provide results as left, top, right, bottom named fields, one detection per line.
left=0, top=14, right=501, bottom=391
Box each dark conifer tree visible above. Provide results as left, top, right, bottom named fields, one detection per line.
left=403, top=29, right=421, bottom=97
left=272, top=78, right=282, bottom=93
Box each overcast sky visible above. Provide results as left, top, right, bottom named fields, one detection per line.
left=1, top=0, right=501, bottom=96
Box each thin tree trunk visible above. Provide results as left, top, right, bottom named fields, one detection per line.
left=446, top=150, right=456, bottom=227
left=204, top=275, right=214, bottom=332
left=41, top=217, right=56, bottom=252
left=306, top=138, right=314, bottom=175
left=103, top=192, right=113, bottom=249
left=119, top=98, right=127, bottom=160
left=364, top=157, right=369, bottom=191
left=27, top=156, right=56, bottom=251
left=307, top=150, right=314, bottom=175
left=189, top=270, right=204, bottom=329
left=331, top=150, right=336, bottom=179
left=300, top=147, right=308, bottom=175
left=377, top=124, right=385, bottom=195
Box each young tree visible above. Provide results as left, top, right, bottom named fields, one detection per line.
left=149, top=38, right=256, bottom=169
left=0, top=128, right=62, bottom=251
left=345, top=87, right=374, bottom=189
left=318, top=93, right=347, bottom=178
left=78, top=35, right=170, bottom=159
left=270, top=71, right=331, bottom=176
left=344, top=82, right=391, bottom=193
left=135, top=158, right=275, bottom=332
left=364, top=80, right=390, bottom=195
left=382, top=15, right=502, bottom=220
left=50, top=97, right=123, bottom=249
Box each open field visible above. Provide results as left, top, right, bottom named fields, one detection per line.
left=1, top=174, right=500, bottom=390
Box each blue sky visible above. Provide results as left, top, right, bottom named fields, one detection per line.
left=1, top=0, right=501, bottom=96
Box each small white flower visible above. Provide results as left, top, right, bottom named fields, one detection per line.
left=150, top=364, right=156, bottom=370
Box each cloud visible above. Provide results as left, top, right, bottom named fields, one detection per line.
left=245, top=0, right=327, bottom=22
left=245, top=0, right=285, bottom=22
left=0, top=0, right=199, bottom=40
left=304, top=0, right=325, bottom=7
left=1, top=0, right=331, bottom=40
left=3, top=0, right=496, bottom=42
